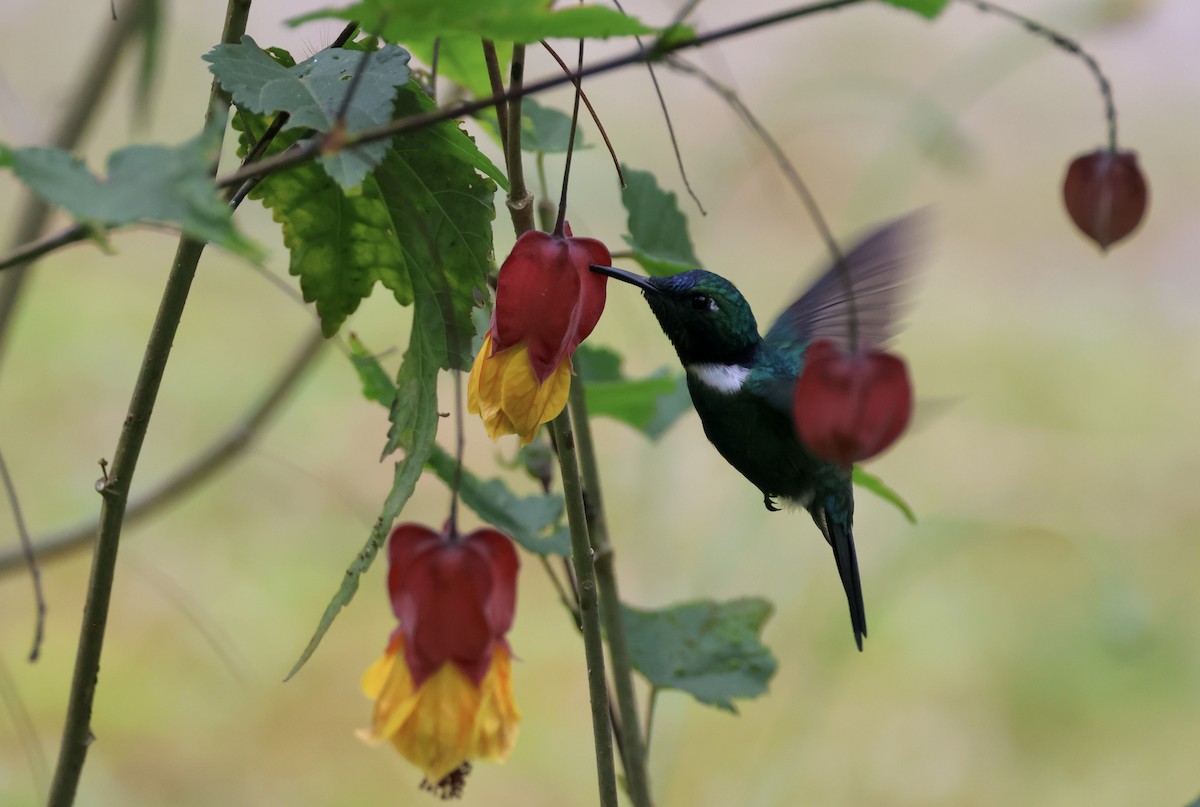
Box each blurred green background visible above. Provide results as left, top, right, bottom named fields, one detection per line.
left=2, top=0, right=1199, bottom=804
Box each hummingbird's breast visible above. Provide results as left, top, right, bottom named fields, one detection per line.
left=685, top=373, right=822, bottom=503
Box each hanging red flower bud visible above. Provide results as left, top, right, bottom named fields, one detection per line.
left=1062, top=149, right=1149, bottom=251
left=469, top=225, right=611, bottom=444
left=359, top=522, right=521, bottom=788
left=792, top=339, right=912, bottom=466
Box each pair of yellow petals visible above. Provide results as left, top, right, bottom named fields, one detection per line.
left=359, top=636, right=520, bottom=784
left=467, top=332, right=571, bottom=445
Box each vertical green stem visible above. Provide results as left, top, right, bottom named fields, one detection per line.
left=503, top=44, right=536, bottom=235
left=45, top=2, right=252, bottom=804
left=568, top=380, right=653, bottom=806
left=549, top=412, right=619, bottom=807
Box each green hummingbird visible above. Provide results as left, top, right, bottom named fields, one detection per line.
left=591, top=214, right=923, bottom=650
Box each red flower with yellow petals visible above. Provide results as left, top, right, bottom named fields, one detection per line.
left=468, top=226, right=610, bottom=444
left=360, top=522, right=520, bottom=791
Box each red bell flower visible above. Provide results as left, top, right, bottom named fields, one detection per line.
left=469, top=225, right=611, bottom=443
left=492, top=226, right=611, bottom=382
left=1062, top=149, right=1149, bottom=251
left=360, top=522, right=521, bottom=787
left=792, top=339, right=913, bottom=466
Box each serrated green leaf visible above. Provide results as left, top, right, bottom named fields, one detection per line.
left=620, top=163, right=701, bottom=276
left=232, top=113, right=411, bottom=336
left=292, top=0, right=655, bottom=45
left=374, top=85, right=498, bottom=370
left=205, top=37, right=412, bottom=188
left=575, top=343, right=690, bottom=439
left=623, top=598, right=777, bottom=712
left=427, top=445, right=570, bottom=556
left=233, top=80, right=500, bottom=340
left=852, top=466, right=917, bottom=524
left=384, top=268, right=447, bottom=456
left=0, top=125, right=261, bottom=260
left=876, top=0, right=950, bottom=19
left=346, top=335, right=397, bottom=407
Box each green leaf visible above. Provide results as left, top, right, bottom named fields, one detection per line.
left=373, top=85, right=499, bottom=370
left=427, top=445, right=570, bottom=556
left=233, top=81, right=500, bottom=340
left=384, top=269, right=448, bottom=455
left=576, top=343, right=691, bottom=439
left=292, top=0, right=655, bottom=45
left=0, top=125, right=261, bottom=260
left=346, top=335, right=398, bottom=408
left=573, top=344, right=623, bottom=383
left=232, top=113, right=411, bottom=337
left=478, top=98, right=589, bottom=154
left=876, top=0, right=950, bottom=19
left=408, top=35, right=501, bottom=98
left=852, top=466, right=917, bottom=524
left=205, top=36, right=412, bottom=188
left=623, top=598, right=777, bottom=712
left=620, top=164, right=701, bottom=276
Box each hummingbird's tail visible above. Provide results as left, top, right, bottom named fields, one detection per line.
left=812, top=498, right=867, bottom=651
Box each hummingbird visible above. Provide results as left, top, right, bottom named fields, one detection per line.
left=591, top=214, right=923, bottom=650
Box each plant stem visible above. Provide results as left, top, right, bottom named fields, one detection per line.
left=568, top=381, right=653, bottom=806
left=0, top=0, right=155, bottom=366
left=960, top=0, right=1118, bottom=151
left=549, top=413, right=618, bottom=807
left=504, top=44, right=536, bottom=235
left=45, top=2, right=253, bottom=803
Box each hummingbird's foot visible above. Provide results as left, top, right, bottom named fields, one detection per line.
left=763, top=493, right=781, bottom=512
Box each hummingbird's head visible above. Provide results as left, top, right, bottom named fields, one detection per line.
left=590, top=266, right=760, bottom=365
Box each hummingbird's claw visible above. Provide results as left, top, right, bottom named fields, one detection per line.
left=763, top=493, right=781, bottom=512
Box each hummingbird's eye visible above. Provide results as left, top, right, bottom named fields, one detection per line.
left=691, top=293, right=715, bottom=311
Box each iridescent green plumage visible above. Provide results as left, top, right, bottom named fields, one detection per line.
left=593, top=214, right=924, bottom=649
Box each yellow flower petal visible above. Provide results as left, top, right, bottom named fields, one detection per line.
left=499, top=348, right=571, bottom=445
left=467, top=334, right=571, bottom=445
left=359, top=639, right=521, bottom=784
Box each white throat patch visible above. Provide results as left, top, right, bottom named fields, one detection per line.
left=688, top=362, right=750, bottom=394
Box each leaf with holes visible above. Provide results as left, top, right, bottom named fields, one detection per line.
left=623, top=597, right=777, bottom=712
left=232, top=112, right=410, bottom=336
left=205, top=36, right=412, bottom=188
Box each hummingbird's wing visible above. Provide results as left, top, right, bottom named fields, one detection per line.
left=761, top=211, right=928, bottom=357
left=747, top=212, right=927, bottom=414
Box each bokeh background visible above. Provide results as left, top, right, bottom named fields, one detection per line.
left=2, top=0, right=1198, bottom=804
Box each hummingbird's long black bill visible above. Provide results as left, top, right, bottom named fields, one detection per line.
left=589, top=264, right=657, bottom=293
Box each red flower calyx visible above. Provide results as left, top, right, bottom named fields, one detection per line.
left=792, top=339, right=913, bottom=466
left=491, top=225, right=611, bottom=383
left=1062, top=149, right=1149, bottom=251
left=386, top=522, right=519, bottom=687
